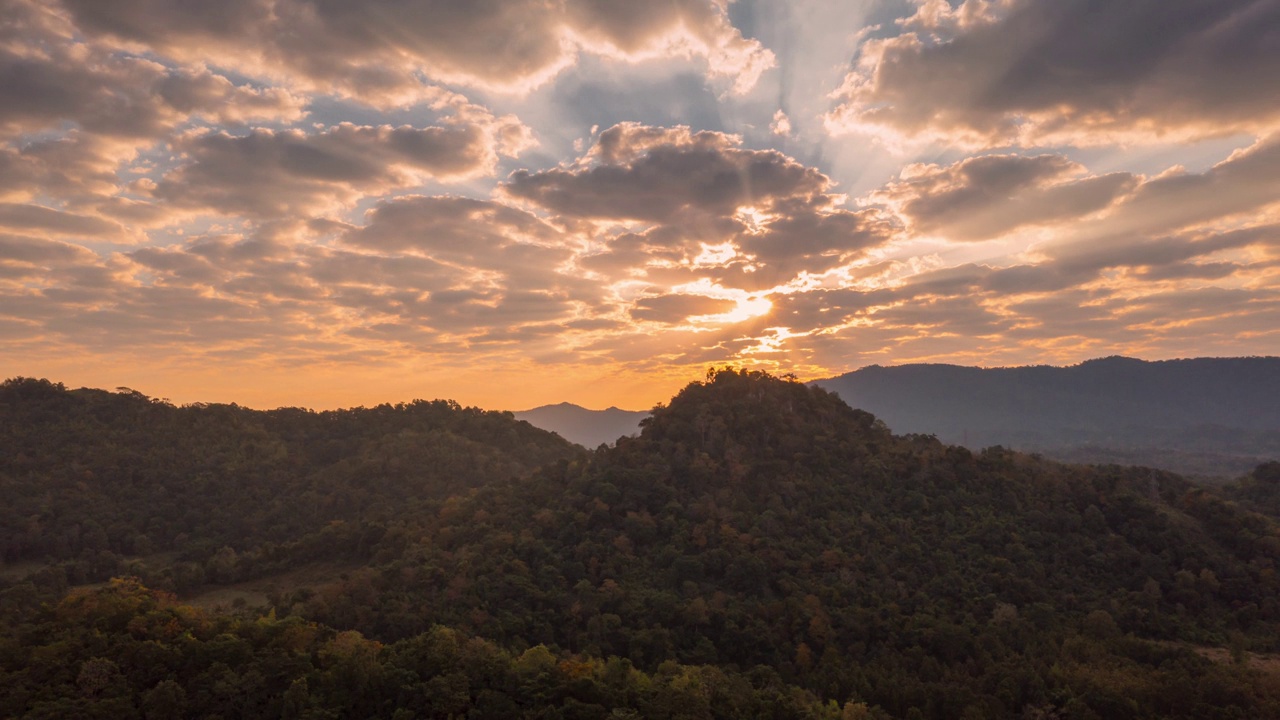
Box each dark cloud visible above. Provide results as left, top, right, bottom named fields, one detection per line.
left=341, top=195, right=600, bottom=304
left=871, top=295, right=1010, bottom=337
left=0, top=39, right=301, bottom=139
left=829, top=0, right=1280, bottom=145
left=153, top=123, right=506, bottom=218
left=56, top=0, right=772, bottom=101
left=504, top=124, right=896, bottom=291
left=1082, top=136, right=1280, bottom=238
left=734, top=197, right=898, bottom=281
left=0, top=233, right=98, bottom=268
left=765, top=287, right=898, bottom=332
left=888, top=221, right=1272, bottom=301
left=346, top=196, right=561, bottom=255
left=1133, top=262, right=1245, bottom=282
left=874, top=154, right=1136, bottom=240
left=631, top=293, right=738, bottom=323
left=0, top=136, right=132, bottom=203
left=984, top=264, right=1087, bottom=295
left=505, top=124, right=827, bottom=225
left=127, top=246, right=222, bottom=284
left=574, top=228, right=690, bottom=278
left=0, top=203, right=125, bottom=238
left=56, top=0, right=269, bottom=47
left=1046, top=226, right=1273, bottom=278
left=1107, top=286, right=1278, bottom=330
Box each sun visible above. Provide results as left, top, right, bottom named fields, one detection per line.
left=690, top=294, right=774, bottom=324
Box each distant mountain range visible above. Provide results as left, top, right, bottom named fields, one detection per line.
left=517, top=357, right=1280, bottom=477
left=513, top=402, right=650, bottom=448
left=815, top=356, right=1280, bottom=477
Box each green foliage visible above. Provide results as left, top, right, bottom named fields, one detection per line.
left=4, top=371, right=1280, bottom=718
left=0, top=579, right=843, bottom=719
left=0, top=376, right=581, bottom=593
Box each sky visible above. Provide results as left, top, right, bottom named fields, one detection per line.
left=2, top=0, right=1279, bottom=411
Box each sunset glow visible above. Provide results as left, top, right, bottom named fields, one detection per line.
left=2, top=0, right=1277, bottom=410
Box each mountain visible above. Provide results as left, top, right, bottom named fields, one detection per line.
left=514, top=402, right=648, bottom=447
left=338, top=371, right=1280, bottom=711
left=4, top=371, right=1280, bottom=718
left=814, top=356, right=1280, bottom=477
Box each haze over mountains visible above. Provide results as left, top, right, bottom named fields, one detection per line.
left=514, top=403, right=650, bottom=449
left=520, top=357, right=1280, bottom=477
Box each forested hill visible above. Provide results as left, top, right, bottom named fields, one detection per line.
left=5, top=371, right=1280, bottom=718
left=330, top=370, right=1280, bottom=716
left=0, top=377, right=580, bottom=589
left=815, top=356, right=1280, bottom=476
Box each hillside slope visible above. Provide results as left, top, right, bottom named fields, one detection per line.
left=4, top=371, right=1280, bottom=718
left=291, top=370, right=1280, bottom=718
left=0, top=377, right=580, bottom=592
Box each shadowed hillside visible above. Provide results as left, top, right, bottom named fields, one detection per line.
left=293, top=370, right=1280, bottom=718
left=4, top=371, right=1280, bottom=718
left=0, top=377, right=580, bottom=593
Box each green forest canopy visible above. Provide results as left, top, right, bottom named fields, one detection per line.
left=3, top=371, right=1280, bottom=719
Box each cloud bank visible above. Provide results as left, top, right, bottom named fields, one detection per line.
left=0, top=0, right=1276, bottom=409
left=827, top=0, right=1280, bottom=147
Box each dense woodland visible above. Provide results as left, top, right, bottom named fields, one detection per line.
left=0, top=377, right=578, bottom=593
left=3, top=371, right=1280, bottom=718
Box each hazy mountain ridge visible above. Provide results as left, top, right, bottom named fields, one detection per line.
left=814, top=356, right=1280, bottom=477
left=515, top=357, right=1280, bottom=476
left=514, top=402, right=650, bottom=448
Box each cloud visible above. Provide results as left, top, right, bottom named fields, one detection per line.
left=1074, top=135, right=1280, bottom=240
left=0, top=218, right=582, bottom=357
left=733, top=196, right=897, bottom=282
left=0, top=135, right=129, bottom=203
left=56, top=0, right=774, bottom=103
left=505, top=123, right=827, bottom=225
left=1, top=0, right=1276, bottom=411
left=630, top=293, right=738, bottom=323
left=152, top=119, right=525, bottom=218
left=770, top=110, right=792, bottom=137
left=826, top=0, right=1280, bottom=147
left=0, top=233, right=100, bottom=281
left=0, top=28, right=303, bottom=140
left=871, top=154, right=1136, bottom=241
left=0, top=147, right=886, bottom=377
left=346, top=196, right=562, bottom=256
left=504, top=123, right=897, bottom=290
left=704, top=137, right=1280, bottom=372
left=0, top=203, right=129, bottom=240
left=3, top=131, right=1276, bottom=401
left=341, top=195, right=595, bottom=300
